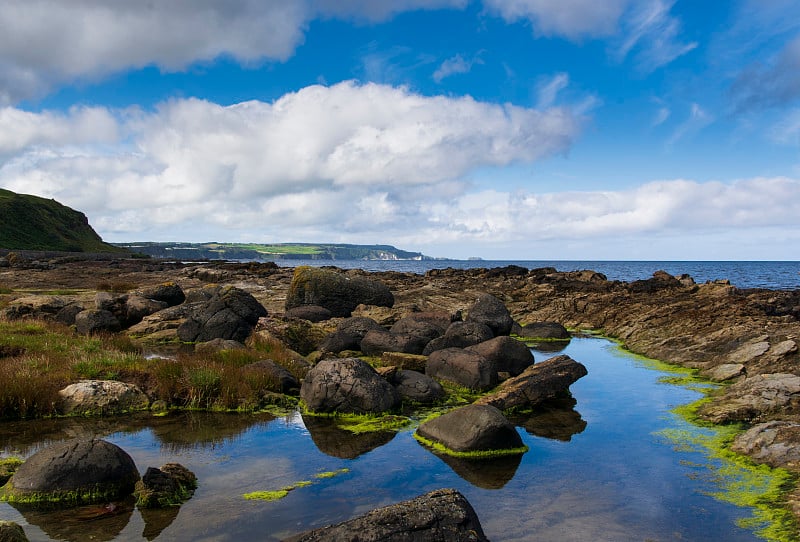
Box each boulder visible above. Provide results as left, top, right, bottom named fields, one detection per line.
left=74, top=309, right=122, bottom=334
left=243, top=360, right=300, bottom=394
left=467, top=336, right=535, bottom=376
left=300, top=358, right=401, bottom=414
left=360, top=329, right=429, bottom=356
left=283, top=488, right=488, bottom=542
left=466, top=293, right=513, bottom=336
left=136, top=282, right=186, bottom=307
left=284, top=305, right=333, bottom=322
left=58, top=380, right=150, bottom=415
left=514, top=322, right=570, bottom=340
left=426, top=348, right=497, bottom=391
left=698, top=373, right=800, bottom=424
left=0, top=521, right=28, bottom=542
left=416, top=404, right=524, bottom=454
left=134, top=463, right=197, bottom=508
left=177, top=285, right=267, bottom=343
left=54, top=302, right=85, bottom=326
left=285, top=266, right=394, bottom=317
left=380, top=352, right=428, bottom=372
left=0, top=439, right=139, bottom=506
left=395, top=370, right=444, bottom=404
left=389, top=317, right=445, bottom=342
left=319, top=317, right=384, bottom=353
left=475, top=355, right=588, bottom=411
left=423, top=321, right=494, bottom=354
left=2, top=296, right=71, bottom=321
left=194, top=338, right=246, bottom=354
left=731, top=421, right=800, bottom=468
left=123, top=295, right=169, bottom=328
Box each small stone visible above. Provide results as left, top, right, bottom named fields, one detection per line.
left=703, top=363, right=745, bottom=382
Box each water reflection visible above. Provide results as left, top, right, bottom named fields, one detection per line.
left=528, top=340, right=570, bottom=353
left=301, top=415, right=396, bottom=459
left=508, top=397, right=587, bottom=442
left=431, top=453, right=523, bottom=489
left=9, top=497, right=136, bottom=542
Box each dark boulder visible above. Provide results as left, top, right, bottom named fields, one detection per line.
left=395, top=370, right=444, bottom=404
left=285, top=266, right=394, bottom=317
left=0, top=439, right=139, bottom=506
left=0, top=521, right=27, bottom=542
left=74, top=309, right=122, bottom=334
left=514, top=321, right=570, bottom=340
left=416, top=404, right=524, bottom=454
left=423, top=321, right=494, bottom=354
left=390, top=317, right=445, bottom=342
left=466, top=293, right=513, bottom=336
left=177, top=285, right=267, bottom=343
left=300, top=358, right=401, bottom=414
left=426, top=348, right=497, bottom=391
left=467, top=336, right=535, bottom=376
left=283, top=488, right=488, bottom=542
left=475, top=355, right=588, bottom=411
left=284, top=305, right=332, bottom=322
left=134, top=463, right=197, bottom=508
left=2, top=296, right=70, bottom=321
left=136, top=282, right=186, bottom=307
left=319, top=316, right=383, bottom=353
left=360, top=329, right=429, bottom=356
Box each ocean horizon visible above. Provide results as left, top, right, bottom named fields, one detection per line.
left=267, top=259, right=800, bottom=290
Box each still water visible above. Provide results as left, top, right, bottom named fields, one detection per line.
left=0, top=338, right=782, bottom=541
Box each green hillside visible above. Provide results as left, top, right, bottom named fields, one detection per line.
left=0, top=188, right=126, bottom=253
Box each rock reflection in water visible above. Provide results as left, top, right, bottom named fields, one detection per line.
left=301, top=415, right=396, bottom=459
left=529, top=340, right=570, bottom=353
left=139, top=505, right=181, bottom=541
left=9, top=497, right=135, bottom=542
left=148, top=411, right=275, bottom=452
left=433, top=453, right=524, bottom=489
left=508, top=396, right=587, bottom=442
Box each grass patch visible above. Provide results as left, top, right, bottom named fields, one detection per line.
left=413, top=432, right=529, bottom=459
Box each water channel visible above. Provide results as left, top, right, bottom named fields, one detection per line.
left=0, top=337, right=788, bottom=541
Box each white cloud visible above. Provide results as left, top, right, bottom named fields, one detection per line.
left=483, top=0, right=628, bottom=39
left=615, top=0, right=697, bottom=72
left=731, top=34, right=800, bottom=111
left=771, top=108, right=800, bottom=144
left=433, top=53, right=484, bottom=83
left=0, top=81, right=581, bottom=239
left=312, top=0, right=468, bottom=22
left=536, top=73, right=569, bottom=108
left=667, top=103, right=712, bottom=145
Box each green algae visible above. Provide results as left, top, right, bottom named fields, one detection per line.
left=412, top=432, right=529, bottom=459
left=300, top=410, right=413, bottom=434
left=314, top=468, right=349, bottom=479
left=243, top=473, right=344, bottom=502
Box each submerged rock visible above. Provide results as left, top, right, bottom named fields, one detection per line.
left=0, top=439, right=139, bottom=506
left=283, top=488, right=488, bottom=542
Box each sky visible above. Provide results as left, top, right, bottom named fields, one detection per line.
left=1, top=0, right=799, bottom=261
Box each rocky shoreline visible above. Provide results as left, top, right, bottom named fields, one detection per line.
left=1, top=255, right=800, bottom=537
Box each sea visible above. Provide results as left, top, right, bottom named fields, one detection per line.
left=270, top=259, right=800, bottom=290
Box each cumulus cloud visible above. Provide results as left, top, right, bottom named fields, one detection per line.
left=482, top=0, right=628, bottom=39
left=0, top=81, right=581, bottom=238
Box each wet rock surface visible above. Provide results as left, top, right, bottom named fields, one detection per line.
left=416, top=404, right=524, bottom=454
left=283, top=488, right=489, bottom=542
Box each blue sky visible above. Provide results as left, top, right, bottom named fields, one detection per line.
left=1, top=0, right=799, bottom=260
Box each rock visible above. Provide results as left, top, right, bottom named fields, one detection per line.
left=416, top=404, right=524, bottom=454
left=2, top=296, right=70, bottom=321
left=772, top=340, right=798, bottom=358
left=390, top=317, right=445, bottom=342
left=698, top=373, right=800, bottom=424
left=177, top=285, right=267, bottom=343
left=514, top=321, right=570, bottom=340
left=0, top=459, right=22, bottom=486
left=58, top=380, right=150, bottom=415
left=54, top=302, right=85, bottom=326
left=123, top=295, right=169, bottom=327
left=395, top=370, right=444, bottom=404
left=465, top=293, right=513, bottom=336
left=360, top=329, right=429, bottom=356
left=285, top=266, right=394, bottom=317
left=194, top=338, right=246, bottom=354
left=0, top=439, right=139, bottom=506
left=284, top=305, right=333, bottom=322
left=319, top=316, right=383, bottom=353
left=134, top=463, right=197, bottom=508
left=426, top=348, right=498, bottom=391
left=379, top=352, right=428, bottom=372
left=300, top=358, right=401, bottom=414
left=423, top=321, right=495, bottom=354
left=256, top=318, right=329, bottom=356
left=136, top=282, right=186, bottom=307
left=283, top=488, right=488, bottom=542
left=467, top=336, right=535, bottom=376
left=475, top=355, right=588, bottom=411
left=703, top=363, right=745, bottom=382
left=243, top=360, right=300, bottom=394
left=74, top=309, right=122, bottom=334
left=0, top=521, right=28, bottom=542
left=728, top=340, right=771, bottom=364
left=731, top=421, right=800, bottom=468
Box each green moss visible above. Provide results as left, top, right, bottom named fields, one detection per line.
left=335, top=414, right=412, bottom=434
left=413, top=432, right=529, bottom=459
left=315, top=468, right=350, bottom=479
left=243, top=489, right=290, bottom=501
left=0, top=457, right=23, bottom=486
left=0, top=482, right=133, bottom=507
